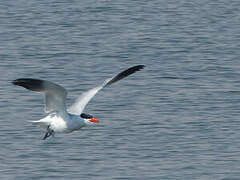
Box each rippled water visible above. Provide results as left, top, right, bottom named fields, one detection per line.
left=1, top=0, right=240, bottom=179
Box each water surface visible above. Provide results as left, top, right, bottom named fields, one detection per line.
left=1, top=0, right=240, bottom=179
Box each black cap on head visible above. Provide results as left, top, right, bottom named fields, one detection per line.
left=80, top=113, right=93, bottom=119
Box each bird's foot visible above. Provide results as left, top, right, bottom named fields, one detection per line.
left=42, top=126, right=54, bottom=140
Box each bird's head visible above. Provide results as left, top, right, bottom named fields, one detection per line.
left=80, top=113, right=99, bottom=125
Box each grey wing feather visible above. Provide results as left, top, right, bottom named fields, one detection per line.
left=13, top=78, right=67, bottom=113
left=68, top=65, right=145, bottom=115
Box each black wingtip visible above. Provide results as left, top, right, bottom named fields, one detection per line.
left=12, top=79, right=25, bottom=86
left=106, top=65, right=145, bottom=86
left=135, top=65, right=145, bottom=70
left=12, top=78, right=45, bottom=92
left=132, top=65, right=145, bottom=70
left=12, top=79, right=24, bottom=86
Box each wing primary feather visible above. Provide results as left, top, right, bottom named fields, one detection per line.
left=13, top=78, right=67, bottom=113
left=105, top=65, right=145, bottom=86
left=12, top=78, right=45, bottom=92
left=68, top=65, right=145, bottom=115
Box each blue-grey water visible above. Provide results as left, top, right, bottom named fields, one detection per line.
left=1, top=0, right=240, bottom=179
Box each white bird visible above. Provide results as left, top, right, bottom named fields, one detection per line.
left=13, top=65, right=145, bottom=140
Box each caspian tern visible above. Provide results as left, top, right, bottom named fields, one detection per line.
left=13, top=65, right=145, bottom=140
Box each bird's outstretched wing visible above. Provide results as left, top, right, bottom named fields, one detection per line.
left=68, top=65, right=145, bottom=115
left=12, top=78, right=67, bottom=113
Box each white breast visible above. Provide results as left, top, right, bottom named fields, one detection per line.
left=34, top=113, right=86, bottom=133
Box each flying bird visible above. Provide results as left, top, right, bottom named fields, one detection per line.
left=12, top=65, right=145, bottom=140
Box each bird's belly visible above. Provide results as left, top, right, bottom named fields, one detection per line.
left=50, top=118, right=68, bottom=133
left=52, top=119, right=85, bottom=133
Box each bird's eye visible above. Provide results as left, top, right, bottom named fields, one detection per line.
left=80, top=113, right=93, bottom=119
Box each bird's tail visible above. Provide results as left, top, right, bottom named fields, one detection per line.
left=29, top=120, right=49, bottom=129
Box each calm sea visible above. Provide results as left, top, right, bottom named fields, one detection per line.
left=1, top=0, right=240, bottom=179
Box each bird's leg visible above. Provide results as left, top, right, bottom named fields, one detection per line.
left=42, top=132, right=50, bottom=140
left=42, top=125, right=54, bottom=140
